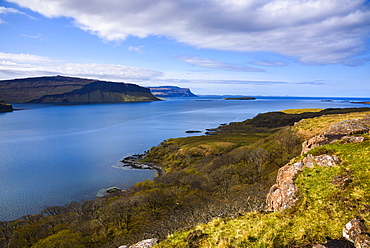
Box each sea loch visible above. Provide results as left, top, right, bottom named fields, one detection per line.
left=1, top=96, right=369, bottom=221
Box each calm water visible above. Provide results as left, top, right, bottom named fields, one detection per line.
left=1, top=96, right=369, bottom=221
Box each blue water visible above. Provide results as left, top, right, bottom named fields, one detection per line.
left=1, top=96, right=369, bottom=221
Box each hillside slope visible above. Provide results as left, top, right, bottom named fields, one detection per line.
left=156, top=111, right=370, bottom=248
left=0, top=76, right=159, bottom=103
left=1, top=108, right=369, bottom=248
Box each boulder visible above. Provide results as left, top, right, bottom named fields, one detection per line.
left=302, top=135, right=329, bottom=154
left=326, top=120, right=369, bottom=136
left=119, top=238, right=158, bottom=248
left=266, top=161, right=304, bottom=211
left=302, top=118, right=369, bottom=154
left=343, top=216, right=370, bottom=247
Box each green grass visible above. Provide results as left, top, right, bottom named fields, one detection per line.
left=155, top=115, right=370, bottom=248
left=281, top=108, right=323, bottom=114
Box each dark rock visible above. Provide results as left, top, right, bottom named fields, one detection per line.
left=186, top=130, right=202, bottom=133
left=106, top=187, right=121, bottom=193
left=313, top=237, right=354, bottom=248
left=0, top=101, right=13, bottom=112
left=224, top=97, right=256, bottom=100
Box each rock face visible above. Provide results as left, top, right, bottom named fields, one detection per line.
left=0, top=76, right=159, bottom=103
left=265, top=154, right=340, bottom=211
left=149, top=86, right=197, bottom=97
left=0, top=101, right=13, bottom=112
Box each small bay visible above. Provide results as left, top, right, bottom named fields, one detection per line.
left=0, top=96, right=369, bottom=221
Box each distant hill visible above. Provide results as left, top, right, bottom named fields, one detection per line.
left=0, top=76, right=160, bottom=103
left=149, top=86, right=197, bottom=97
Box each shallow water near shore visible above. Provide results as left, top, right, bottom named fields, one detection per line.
left=0, top=96, right=369, bottom=221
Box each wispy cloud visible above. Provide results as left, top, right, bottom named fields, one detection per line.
left=0, top=6, right=35, bottom=22
left=8, top=0, right=370, bottom=65
left=0, top=52, right=163, bottom=81
left=159, top=78, right=324, bottom=86
left=252, top=60, right=287, bottom=67
left=177, top=56, right=264, bottom=72
left=128, top=45, right=144, bottom=53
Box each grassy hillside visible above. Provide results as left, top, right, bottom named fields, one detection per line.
left=0, top=76, right=159, bottom=103
left=1, top=108, right=369, bottom=248
left=156, top=110, right=370, bottom=248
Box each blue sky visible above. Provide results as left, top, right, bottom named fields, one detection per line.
left=0, top=0, right=369, bottom=96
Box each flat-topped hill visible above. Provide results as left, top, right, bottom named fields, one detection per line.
left=148, top=86, right=197, bottom=97
left=0, top=76, right=160, bottom=103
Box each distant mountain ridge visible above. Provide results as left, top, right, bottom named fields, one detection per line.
left=149, top=86, right=197, bottom=97
left=0, top=76, right=159, bottom=103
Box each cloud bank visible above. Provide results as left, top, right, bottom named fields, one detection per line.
left=0, top=52, right=163, bottom=81
left=7, top=0, right=370, bottom=65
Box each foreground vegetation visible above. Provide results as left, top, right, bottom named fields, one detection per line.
left=1, top=107, right=369, bottom=248
left=157, top=110, right=370, bottom=247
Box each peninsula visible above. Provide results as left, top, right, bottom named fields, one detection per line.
left=0, top=76, right=160, bottom=103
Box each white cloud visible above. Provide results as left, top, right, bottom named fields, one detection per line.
left=178, top=56, right=264, bottom=72
left=0, top=6, right=34, bottom=21
left=6, top=0, right=370, bottom=65
left=128, top=46, right=144, bottom=53
left=0, top=52, right=163, bottom=81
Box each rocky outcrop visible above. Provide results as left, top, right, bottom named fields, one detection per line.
left=313, top=216, right=370, bottom=248
left=0, top=76, right=159, bottom=103
left=302, top=118, right=369, bottom=154
left=267, top=116, right=369, bottom=212
left=266, top=154, right=340, bottom=211
left=343, top=216, right=370, bottom=247
left=149, top=86, right=197, bottom=97
left=118, top=238, right=158, bottom=248
left=0, top=101, right=13, bottom=112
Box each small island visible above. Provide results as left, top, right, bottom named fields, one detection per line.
left=351, top=101, right=370, bottom=105
left=224, top=96, right=256, bottom=100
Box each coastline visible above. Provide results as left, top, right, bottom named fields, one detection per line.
left=120, top=154, right=165, bottom=176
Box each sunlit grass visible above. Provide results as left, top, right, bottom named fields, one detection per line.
left=155, top=114, right=370, bottom=248
left=281, top=108, right=323, bottom=114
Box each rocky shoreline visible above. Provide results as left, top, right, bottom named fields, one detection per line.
left=120, top=154, right=165, bottom=176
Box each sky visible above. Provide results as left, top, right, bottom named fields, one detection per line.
left=0, top=0, right=369, bottom=97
